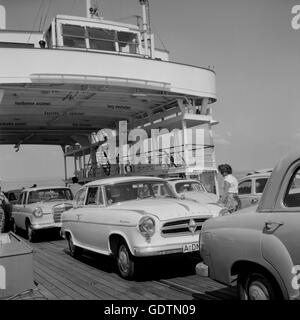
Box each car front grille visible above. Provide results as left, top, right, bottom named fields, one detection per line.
left=161, top=217, right=208, bottom=237
left=53, top=213, right=62, bottom=223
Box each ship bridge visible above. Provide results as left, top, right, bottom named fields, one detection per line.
left=0, top=2, right=219, bottom=193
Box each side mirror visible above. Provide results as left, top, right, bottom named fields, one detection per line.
left=180, top=194, right=186, bottom=200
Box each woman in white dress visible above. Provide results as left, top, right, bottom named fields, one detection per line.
left=218, top=164, right=241, bottom=212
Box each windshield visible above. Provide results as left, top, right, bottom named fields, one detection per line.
left=175, top=181, right=206, bottom=193
left=105, top=181, right=176, bottom=205
left=28, top=188, right=73, bottom=204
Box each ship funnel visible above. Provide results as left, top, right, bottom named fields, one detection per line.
left=0, top=5, right=6, bottom=29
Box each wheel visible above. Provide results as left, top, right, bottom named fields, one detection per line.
left=117, top=242, right=136, bottom=280
left=238, top=271, right=282, bottom=300
left=26, top=221, right=36, bottom=242
left=67, top=233, right=82, bottom=258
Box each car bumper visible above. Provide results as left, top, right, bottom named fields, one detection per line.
left=31, top=222, right=61, bottom=230
left=132, top=241, right=200, bottom=257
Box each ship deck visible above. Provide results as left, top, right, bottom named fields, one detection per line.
left=10, top=232, right=237, bottom=300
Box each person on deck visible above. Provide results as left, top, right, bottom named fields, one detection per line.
left=69, top=176, right=82, bottom=198
left=217, top=164, right=241, bottom=212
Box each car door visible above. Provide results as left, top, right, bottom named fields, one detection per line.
left=238, top=179, right=253, bottom=208
left=75, top=186, right=109, bottom=253
left=263, top=164, right=300, bottom=269
left=68, top=187, right=87, bottom=244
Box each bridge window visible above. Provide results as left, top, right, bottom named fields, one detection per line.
left=62, top=24, right=86, bottom=48
left=117, top=31, right=138, bottom=54
left=87, top=27, right=116, bottom=51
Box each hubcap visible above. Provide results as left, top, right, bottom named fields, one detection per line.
left=249, top=282, right=270, bottom=300
left=118, top=246, right=129, bottom=273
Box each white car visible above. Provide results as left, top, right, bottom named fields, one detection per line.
left=61, top=176, right=227, bottom=279
left=167, top=178, right=218, bottom=204
left=12, top=186, right=74, bottom=241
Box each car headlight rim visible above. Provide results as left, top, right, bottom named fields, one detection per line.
left=34, top=207, right=43, bottom=218
left=138, top=216, right=155, bottom=238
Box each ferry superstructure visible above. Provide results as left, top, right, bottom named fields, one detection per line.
left=0, top=1, right=219, bottom=193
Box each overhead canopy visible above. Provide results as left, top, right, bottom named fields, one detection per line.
left=0, top=82, right=190, bottom=147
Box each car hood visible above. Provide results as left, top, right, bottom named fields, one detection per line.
left=182, top=191, right=218, bottom=203
left=27, top=200, right=74, bottom=213
left=108, top=198, right=221, bottom=221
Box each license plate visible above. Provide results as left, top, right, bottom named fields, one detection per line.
left=183, top=242, right=199, bottom=253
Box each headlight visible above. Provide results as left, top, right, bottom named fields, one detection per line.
left=138, top=216, right=155, bottom=238
left=34, top=207, right=43, bottom=218
left=219, top=208, right=230, bottom=216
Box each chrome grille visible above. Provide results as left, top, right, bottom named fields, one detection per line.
left=161, top=217, right=208, bottom=237
left=53, top=213, right=62, bottom=223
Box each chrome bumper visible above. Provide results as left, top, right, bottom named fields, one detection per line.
left=132, top=241, right=200, bottom=257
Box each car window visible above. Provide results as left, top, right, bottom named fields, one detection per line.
left=85, top=187, right=101, bottom=205
left=284, top=168, right=300, bottom=207
left=175, top=182, right=205, bottom=193
left=105, top=181, right=175, bottom=205
left=27, top=188, right=73, bottom=204
left=75, top=188, right=87, bottom=206
left=238, top=179, right=252, bottom=195
left=8, top=192, right=17, bottom=202
left=255, top=178, right=268, bottom=194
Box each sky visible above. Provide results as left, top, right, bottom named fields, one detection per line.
left=0, top=0, right=299, bottom=183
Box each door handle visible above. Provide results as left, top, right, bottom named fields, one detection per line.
left=250, top=198, right=258, bottom=204
left=264, top=221, right=284, bottom=232
left=76, top=214, right=82, bottom=221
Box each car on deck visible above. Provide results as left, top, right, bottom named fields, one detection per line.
left=197, top=150, right=300, bottom=300
left=166, top=178, right=218, bottom=204
left=11, top=186, right=74, bottom=241
left=61, top=176, right=228, bottom=279
left=238, top=170, right=272, bottom=208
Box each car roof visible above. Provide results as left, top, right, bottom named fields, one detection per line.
left=22, top=186, right=71, bottom=192
left=4, top=189, right=22, bottom=193
left=239, top=172, right=271, bottom=180
left=167, top=179, right=202, bottom=184
left=85, top=176, right=164, bottom=186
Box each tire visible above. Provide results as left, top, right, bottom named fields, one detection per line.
left=67, top=233, right=82, bottom=258
left=238, top=271, right=282, bottom=300
left=117, top=242, right=136, bottom=280
left=26, top=221, right=36, bottom=242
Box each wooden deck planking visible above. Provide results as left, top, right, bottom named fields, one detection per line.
left=10, top=237, right=236, bottom=300
left=31, top=240, right=192, bottom=300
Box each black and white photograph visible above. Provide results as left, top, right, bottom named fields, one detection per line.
left=0, top=0, right=300, bottom=305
